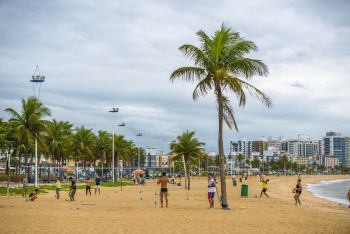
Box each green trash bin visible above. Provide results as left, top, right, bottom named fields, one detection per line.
left=239, top=178, right=242, bottom=182
left=233, top=180, right=237, bottom=186
left=245, top=177, right=247, bottom=180
left=241, top=184, right=248, bottom=197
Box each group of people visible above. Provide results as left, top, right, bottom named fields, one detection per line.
left=22, top=172, right=349, bottom=208
left=22, top=173, right=103, bottom=202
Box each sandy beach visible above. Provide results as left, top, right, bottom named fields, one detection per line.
left=1, top=175, right=349, bottom=234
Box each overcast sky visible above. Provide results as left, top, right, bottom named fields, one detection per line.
left=1, top=0, right=349, bottom=154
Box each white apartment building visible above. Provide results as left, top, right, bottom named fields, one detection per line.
left=287, top=134, right=319, bottom=158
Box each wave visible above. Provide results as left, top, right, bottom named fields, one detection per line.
left=306, top=179, right=350, bottom=205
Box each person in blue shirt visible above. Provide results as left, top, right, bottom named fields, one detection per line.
left=95, top=174, right=102, bottom=195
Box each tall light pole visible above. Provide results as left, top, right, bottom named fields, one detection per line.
left=136, top=132, right=142, bottom=169
left=118, top=122, right=125, bottom=180
left=109, top=103, right=119, bottom=183
left=30, top=65, right=45, bottom=188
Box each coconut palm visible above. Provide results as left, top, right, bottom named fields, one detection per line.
left=170, top=24, right=272, bottom=208
left=95, top=130, right=111, bottom=178
left=70, top=126, right=96, bottom=169
left=169, top=130, right=205, bottom=190
left=5, top=97, right=51, bottom=178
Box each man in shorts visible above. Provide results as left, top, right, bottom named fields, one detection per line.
left=69, top=177, right=76, bottom=201
left=260, top=175, right=269, bottom=198
left=95, top=174, right=101, bottom=195
left=208, top=173, right=216, bottom=208
left=157, top=172, right=170, bottom=208
left=22, top=175, right=29, bottom=198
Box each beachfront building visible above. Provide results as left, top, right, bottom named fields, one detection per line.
left=144, top=147, right=157, bottom=168
left=287, top=134, right=319, bottom=159
left=156, top=152, right=171, bottom=168
left=230, top=137, right=251, bottom=156
left=294, top=156, right=313, bottom=167
left=319, top=156, right=340, bottom=168
left=320, top=131, right=346, bottom=166
left=267, top=136, right=287, bottom=151
left=345, top=136, right=350, bottom=167
left=262, top=146, right=281, bottom=163
left=252, top=137, right=268, bottom=157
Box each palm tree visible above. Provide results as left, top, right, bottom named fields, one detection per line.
left=71, top=126, right=96, bottom=170
left=95, top=130, right=111, bottom=179
left=236, top=153, right=244, bottom=168
left=169, top=130, right=205, bottom=190
left=45, top=119, right=73, bottom=180
left=5, top=97, right=51, bottom=180
left=170, top=23, right=272, bottom=208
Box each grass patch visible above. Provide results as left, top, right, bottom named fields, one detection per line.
left=0, top=186, right=48, bottom=196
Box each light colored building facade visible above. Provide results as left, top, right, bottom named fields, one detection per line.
left=345, top=136, right=350, bottom=167
left=320, top=132, right=346, bottom=166
left=319, top=156, right=340, bottom=168
left=230, top=137, right=252, bottom=157
left=294, top=156, right=313, bottom=167
left=287, top=134, right=319, bottom=158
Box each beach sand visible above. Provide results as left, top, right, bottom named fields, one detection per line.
left=1, top=175, right=349, bottom=234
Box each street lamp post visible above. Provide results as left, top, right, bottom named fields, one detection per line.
left=30, top=65, right=45, bottom=188
left=118, top=122, right=125, bottom=180
left=136, top=133, right=142, bottom=169
left=109, top=103, right=119, bottom=183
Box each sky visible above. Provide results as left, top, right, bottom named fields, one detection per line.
left=1, top=0, right=349, bottom=154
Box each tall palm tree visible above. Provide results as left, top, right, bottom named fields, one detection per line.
left=170, top=23, right=272, bottom=208
left=45, top=120, right=73, bottom=164
left=95, top=130, right=111, bottom=178
left=71, top=126, right=96, bottom=170
left=169, top=130, right=205, bottom=190
left=236, top=153, right=244, bottom=167
left=5, top=97, right=51, bottom=178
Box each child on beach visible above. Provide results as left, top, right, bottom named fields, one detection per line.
left=55, top=178, right=61, bottom=199
left=29, top=188, right=39, bottom=201
left=86, top=177, right=91, bottom=195
left=260, top=176, right=269, bottom=198
left=95, top=174, right=101, bottom=195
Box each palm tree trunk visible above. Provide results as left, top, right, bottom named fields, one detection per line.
left=186, top=161, right=191, bottom=190
left=217, top=90, right=228, bottom=208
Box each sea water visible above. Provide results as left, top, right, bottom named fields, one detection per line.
left=306, top=179, right=350, bottom=205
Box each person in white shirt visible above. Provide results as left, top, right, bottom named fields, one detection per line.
left=207, top=173, right=216, bottom=208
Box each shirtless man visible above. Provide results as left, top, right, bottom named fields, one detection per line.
left=157, top=172, right=170, bottom=208
left=22, top=175, right=29, bottom=198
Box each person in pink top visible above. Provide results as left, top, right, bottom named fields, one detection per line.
left=86, top=177, right=91, bottom=195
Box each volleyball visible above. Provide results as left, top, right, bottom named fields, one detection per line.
left=292, top=188, right=296, bottom=193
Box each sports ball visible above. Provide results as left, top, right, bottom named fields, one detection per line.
left=292, top=189, right=296, bottom=193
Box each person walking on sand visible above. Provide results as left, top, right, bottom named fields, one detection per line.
left=207, top=173, right=216, bottom=208
left=86, top=177, right=91, bottom=195
left=294, top=179, right=302, bottom=205
left=260, top=175, right=269, bottom=198
left=157, top=172, right=170, bottom=208
left=95, top=174, right=101, bottom=195
left=68, top=177, right=76, bottom=201
left=347, top=189, right=350, bottom=203
left=55, top=177, right=61, bottom=199
left=22, top=175, right=29, bottom=198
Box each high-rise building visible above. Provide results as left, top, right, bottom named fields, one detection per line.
left=321, top=132, right=346, bottom=166
left=344, top=136, right=350, bottom=167
left=287, top=134, right=319, bottom=158
left=230, top=137, right=251, bottom=156
left=252, top=138, right=268, bottom=156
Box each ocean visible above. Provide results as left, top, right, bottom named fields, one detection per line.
left=306, top=178, right=350, bottom=205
